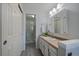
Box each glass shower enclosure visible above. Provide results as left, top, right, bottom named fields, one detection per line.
left=26, top=14, right=36, bottom=44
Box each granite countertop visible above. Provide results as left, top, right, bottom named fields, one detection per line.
left=48, top=32, right=76, bottom=40
left=40, top=36, right=62, bottom=49
left=40, top=32, right=77, bottom=49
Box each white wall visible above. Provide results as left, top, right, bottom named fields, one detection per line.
left=0, top=3, right=2, bottom=56
left=36, top=12, right=48, bottom=48
left=20, top=3, right=26, bottom=51
left=63, top=3, right=79, bottom=38
left=21, top=14, right=26, bottom=51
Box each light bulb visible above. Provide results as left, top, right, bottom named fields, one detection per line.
left=49, top=11, right=52, bottom=15
left=52, top=8, right=56, bottom=13
left=57, top=3, right=64, bottom=9
left=32, top=15, right=34, bottom=18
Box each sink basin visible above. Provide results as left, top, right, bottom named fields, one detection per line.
left=48, top=37, right=56, bottom=40
left=43, top=36, right=56, bottom=41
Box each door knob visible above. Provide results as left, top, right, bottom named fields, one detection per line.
left=3, top=40, right=7, bottom=45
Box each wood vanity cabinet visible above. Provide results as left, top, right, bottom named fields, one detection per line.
left=39, top=37, right=57, bottom=56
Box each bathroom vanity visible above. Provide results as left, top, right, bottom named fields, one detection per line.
left=39, top=36, right=58, bottom=56
left=39, top=33, right=79, bottom=56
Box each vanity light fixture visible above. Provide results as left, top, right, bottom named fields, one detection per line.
left=49, top=3, right=64, bottom=17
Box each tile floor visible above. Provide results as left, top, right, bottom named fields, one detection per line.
left=21, top=43, right=43, bottom=56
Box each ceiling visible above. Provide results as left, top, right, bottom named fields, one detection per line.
left=22, top=3, right=57, bottom=13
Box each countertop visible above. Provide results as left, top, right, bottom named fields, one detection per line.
left=48, top=32, right=76, bottom=40
left=40, top=36, right=63, bottom=49
left=40, top=32, right=77, bottom=49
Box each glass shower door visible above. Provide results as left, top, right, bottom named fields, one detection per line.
left=26, top=15, right=36, bottom=44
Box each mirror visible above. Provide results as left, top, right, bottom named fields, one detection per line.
left=50, top=9, right=68, bottom=34
left=54, top=17, right=61, bottom=33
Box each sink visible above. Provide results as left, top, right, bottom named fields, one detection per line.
left=43, top=36, right=56, bottom=41
left=48, top=37, right=56, bottom=40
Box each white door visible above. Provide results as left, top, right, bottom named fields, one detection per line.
left=2, top=4, right=22, bottom=56
left=2, top=4, right=11, bottom=56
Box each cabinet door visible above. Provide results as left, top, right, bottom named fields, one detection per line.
left=40, top=38, right=49, bottom=56
left=44, top=42, right=48, bottom=56
left=48, top=45, right=57, bottom=56
left=39, top=38, right=42, bottom=51
left=41, top=39, right=45, bottom=55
